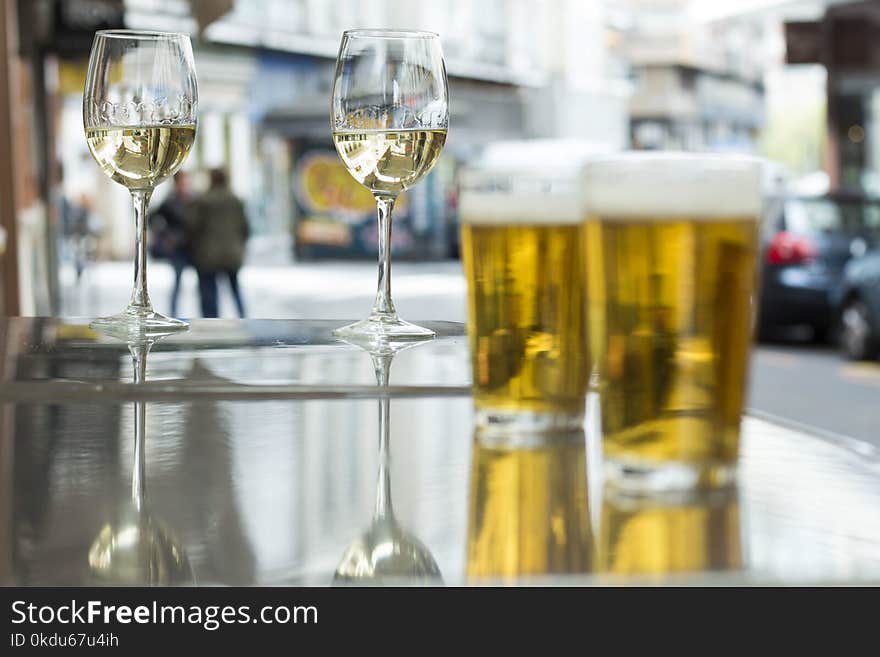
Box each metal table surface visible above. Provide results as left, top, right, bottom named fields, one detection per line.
left=0, top=318, right=878, bottom=586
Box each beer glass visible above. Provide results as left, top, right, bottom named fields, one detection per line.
left=584, top=154, right=761, bottom=490
left=84, top=30, right=198, bottom=336
left=460, top=170, right=589, bottom=431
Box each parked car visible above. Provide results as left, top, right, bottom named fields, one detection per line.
left=758, top=191, right=880, bottom=342
left=835, top=248, right=880, bottom=360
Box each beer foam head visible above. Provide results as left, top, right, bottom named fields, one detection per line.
left=583, top=153, right=763, bottom=219
left=458, top=168, right=583, bottom=225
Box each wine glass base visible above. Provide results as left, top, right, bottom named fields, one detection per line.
left=333, top=316, right=435, bottom=341
left=90, top=307, right=189, bottom=340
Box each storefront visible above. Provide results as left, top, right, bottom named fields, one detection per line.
left=259, top=72, right=526, bottom=261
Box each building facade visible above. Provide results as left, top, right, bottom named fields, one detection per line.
left=63, top=0, right=631, bottom=262
left=5, top=0, right=634, bottom=312
left=622, top=0, right=768, bottom=153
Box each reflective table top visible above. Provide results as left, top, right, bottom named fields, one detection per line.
left=0, top=318, right=470, bottom=401
left=1, top=317, right=878, bottom=586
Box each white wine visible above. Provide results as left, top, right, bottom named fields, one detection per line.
left=86, top=124, right=196, bottom=190
left=333, top=129, right=446, bottom=196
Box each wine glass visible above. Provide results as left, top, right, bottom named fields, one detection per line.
left=84, top=30, right=198, bottom=337
left=331, top=30, right=449, bottom=339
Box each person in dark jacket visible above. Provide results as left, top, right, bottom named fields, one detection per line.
left=186, top=168, right=249, bottom=318
left=149, top=171, right=193, bottom=317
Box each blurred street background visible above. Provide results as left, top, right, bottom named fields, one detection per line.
left=0, top=0, right=877, bottom=442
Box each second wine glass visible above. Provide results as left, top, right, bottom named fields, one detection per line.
left=331, top=29, right=449, bottom=339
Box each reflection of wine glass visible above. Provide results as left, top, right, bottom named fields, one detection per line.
left=334, top=336, right=442, bottom=584
left=88, top=332, right=193, bottom=585
left=331, top=30, right=448, bottom=340
left=84, top=30, right=197, bottom=336
left=597, top=487, right=742, bottom=576
left=466, top=429, right=592, bottom=579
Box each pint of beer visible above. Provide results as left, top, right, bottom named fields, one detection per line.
left=584, top=154, right=761, bottom=489
left=459, top=171, right=589, bottom=431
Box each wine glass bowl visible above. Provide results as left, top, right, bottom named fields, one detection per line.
left=331, top=30, right=449, bottom=340
left=83, top=30, right=198, bottom=337
left=88, top=506, right=194, bottom=586
left=333, top=519, right=442, bottom=584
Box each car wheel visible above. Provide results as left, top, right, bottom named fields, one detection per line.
left=840, top=300, right=878, bottom=361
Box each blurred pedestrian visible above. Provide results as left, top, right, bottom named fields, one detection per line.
left=63, top=194, right=100, bottom=283
left=56, top=161, right=100, bottom=282
left=187, top=168, right=249, bottom=318
left=149, top=171, right=193, bottom=317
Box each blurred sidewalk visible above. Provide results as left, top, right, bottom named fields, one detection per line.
left=60, top=254, right=468, bottom=322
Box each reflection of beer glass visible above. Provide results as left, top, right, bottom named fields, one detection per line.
left=584, top=154, right=761, bottom=489
left=466, top=429, right=592, bottom=579
left=460, top=171, right=589, bottom=431
left=598, top=488, right=742, bottom=576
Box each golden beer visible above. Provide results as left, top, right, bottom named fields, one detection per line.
left=585, top=155, right=761, bottom=488
left=460, top=173, right=589, bottom=429
left=466, top=430, right=592, bottom=579
left=598, top=488, right=742, bottom=576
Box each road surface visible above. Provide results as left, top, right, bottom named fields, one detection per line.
left=749, top=344, right=878, bottom=445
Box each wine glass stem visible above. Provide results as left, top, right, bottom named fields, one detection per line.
left=371, top=195, right=397, bottom=320
left=129, top=343, right=149, bottom=512
left=375, top=396, right=393, bottom=519
left=373, top=354, right=393, bottom=519
left=129, top=189, right=154, bottom=312
left=132, top=399, right=146, bottom=512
